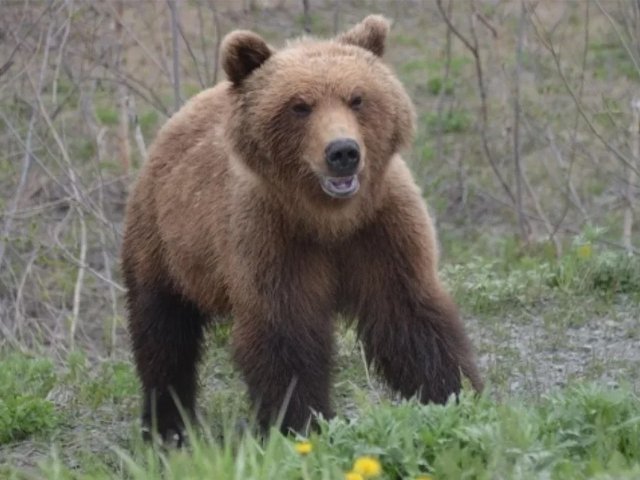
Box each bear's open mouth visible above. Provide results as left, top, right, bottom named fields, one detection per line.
left=320, top=175, right=360, bottom=198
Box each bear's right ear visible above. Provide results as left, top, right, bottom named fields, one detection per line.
left=221, top=30, right=273, bottom=85
left=336, top=15, right=390, bottom=57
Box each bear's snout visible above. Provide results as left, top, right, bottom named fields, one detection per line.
left=325, top=138, right=360, bottom=176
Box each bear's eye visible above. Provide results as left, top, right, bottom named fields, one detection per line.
left=291, top=102, right=312, bottom=117
left=349, top=95, right=363, bottom=110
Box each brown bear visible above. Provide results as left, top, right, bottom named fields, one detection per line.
left=121, top=15, right=482, bottom=444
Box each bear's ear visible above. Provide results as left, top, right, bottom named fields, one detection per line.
left=336, top=15, right=390, bottom=57
left=221, top=30, right=273, bottom=85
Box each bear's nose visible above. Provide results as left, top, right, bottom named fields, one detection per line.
left=325, top=138, right=360, bottom=175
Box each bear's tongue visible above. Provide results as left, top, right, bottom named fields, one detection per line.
left=329, top=177, right=354, bottom=190
left=321, top=174, right=360, bottom=198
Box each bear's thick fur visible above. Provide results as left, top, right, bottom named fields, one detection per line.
left=122, top=15, right=482, bottom=443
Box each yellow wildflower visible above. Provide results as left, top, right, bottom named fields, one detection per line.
left=416, top=475, right=434, bottom=480
left=294, top=440, right=312, bottom=455
left=577, top=243, right=593, bottom=259
left=345, top=473, right=364, bottom=480
left=352, top=456, right=382, bottom=477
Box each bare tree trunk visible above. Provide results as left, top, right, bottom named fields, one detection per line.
left=435, top=0, right=452, bottom=171
left=333, top=0, right=341, bottom=35
left=167, top=0, right=182, bottom=111
left=130, top=96, right=148, bottom=162
left=624, top=98, right=640, bottom=253
left=115, top=0, right=131, bottom=173
left=196, top=0, right=211, bottom=86
left=513, top=0, right=528, bottom=243
left=302, top=0, right=311, bottom=33
left=208, top=0, right=222, bottom=85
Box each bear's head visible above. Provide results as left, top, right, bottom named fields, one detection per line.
left=223, top=15, right=415, bottom=209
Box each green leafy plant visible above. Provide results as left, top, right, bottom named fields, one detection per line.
left=0, top=354, right=58, bottom=444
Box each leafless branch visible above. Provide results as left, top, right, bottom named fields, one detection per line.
left=624, top=98, right=640, bottom=252
left=115, top=0, right=131, bottom=173
left=0, top=0, right=54, bottom=79
left=513, top=0, right=528, bottom=242
left=0, top=21, right=53, bottom=269
left=527, top=1, right=640, bottom=176
left=302, top=0, right=311, bottom=33
left=436, top=0, right=517, bottom=206
left=167, top=0, right=182, bottom=111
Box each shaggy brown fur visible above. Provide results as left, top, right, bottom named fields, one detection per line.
left=122, top=15, right=482, bottom=443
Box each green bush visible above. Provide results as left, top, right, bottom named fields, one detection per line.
left=423, top=110, right=470, bottom=134
left=0, top=354, right=58, bottom=444
left=426, top=76, right=455, bottom=95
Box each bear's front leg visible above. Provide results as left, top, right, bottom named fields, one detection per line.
left=228, top=217, right=336, bottom=434
left=232, top=308, right=334, bottom=434
left=344, top=192, right=483, bottom=403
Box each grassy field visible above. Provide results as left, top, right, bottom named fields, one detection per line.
left=2, top=245, right=639, bottom=479
left=1, top=1, right=640, bottom=478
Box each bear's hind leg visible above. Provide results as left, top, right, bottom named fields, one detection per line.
left=127, top=283, right=206, bottom=446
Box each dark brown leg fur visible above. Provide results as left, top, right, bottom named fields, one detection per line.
left=232, top=314, right=334, bottom=435
left=357, top=286, right=482, bottom=403
left=228, top=227, right=336, bottom=435
left=125, top=279, right=206, bottom=445
left=343, top=209, right=483, bottom=404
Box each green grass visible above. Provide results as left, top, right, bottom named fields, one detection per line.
left=16, top=385, right=640, bottom=480
left=2, top=246, right=639, bottom=479
left=442, top=237, right=640, bottom=315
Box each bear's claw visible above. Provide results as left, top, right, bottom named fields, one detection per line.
left=141, top=424, right=189, bottom=449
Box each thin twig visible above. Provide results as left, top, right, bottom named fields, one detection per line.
left=196, top=0, right=211, bottom=86
left=478, top=189, right=639, bottom=254
left=527, top=2, right=640, bottom=176
left=624, top=98, right=640, bottom=253
left=302, top=0, right=311, bottom=34
left=176, top=8, right=206, bottom=89
left=103, top=1, right=172, bottom=81
left=435, top=0, right=517, bottom=205
left=513, top=0, right=528, bottom=242
left=167, top=0, right=182, bottom=111
left=51, top=3, right=72, bottom=106
left=0, top=21, right=53, bottom=269
left=70, top=199, right=87, bottom=349
left=594, top=0, right=640, bottom=76
left=434, top=0, right=452, bottom=169
left=205, top=0, right=223, bottom=85
left=522, top=167, right=562, bottom=256
left=27, top=66, right=90, bottom=348
left=129, top=96, right=148, bottom=161
left=0, top=0, right=54, bottom=78
left=114, top=0, right=131, bottom=173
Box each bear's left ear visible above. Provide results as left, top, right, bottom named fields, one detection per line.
left=336, top=15, right=390, bottom=57
left=221, top=30, right=273, bottom=85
